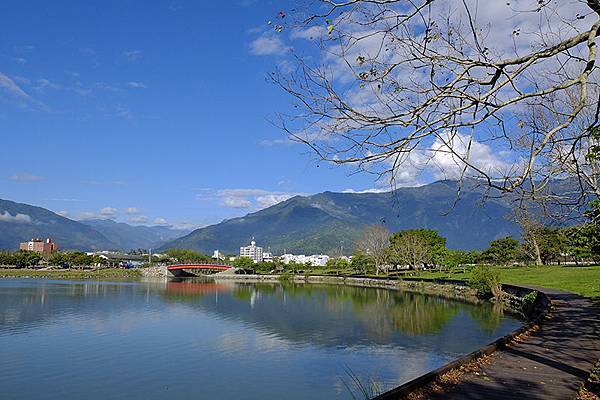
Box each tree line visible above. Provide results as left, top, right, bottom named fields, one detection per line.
left=352, top=202, right=600, bottom=274
left=0, top=251, right=109, bottom=268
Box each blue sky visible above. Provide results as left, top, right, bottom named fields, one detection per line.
left=0, top=1, right=383, bottom=230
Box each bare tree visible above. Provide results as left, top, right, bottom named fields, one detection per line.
left=357, top=225, right=391, bottom=274
left=511, top=208, right=544, bottom=265
left=274, top=0, right=600, bottom=215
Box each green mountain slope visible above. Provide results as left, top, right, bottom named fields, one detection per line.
left=160, top=180, right=521, bottom=254
left=0, top=199, right=116, bottom=251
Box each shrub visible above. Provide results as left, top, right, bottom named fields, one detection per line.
left=469, top=265, right=501, bottom=298
left=521, top=290, right=539, bottom=317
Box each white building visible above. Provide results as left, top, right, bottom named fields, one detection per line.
left=212, top=250, right=224, bottom=260
left=240, top=240, right=264, bottom=263
left=262, top=252, right=273, bottom=263
left=280, top=254, right=330, bottom=267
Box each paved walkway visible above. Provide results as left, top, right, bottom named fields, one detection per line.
left=429, top=288, right=600, bottom=399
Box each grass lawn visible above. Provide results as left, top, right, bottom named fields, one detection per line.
left=410, top=265, right=600, bottom=299
left=0, top=268, right=142, bottom=280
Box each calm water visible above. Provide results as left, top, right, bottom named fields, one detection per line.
left=0, top=278, right=522, bottom=399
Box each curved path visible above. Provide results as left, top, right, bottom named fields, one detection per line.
left=428, top=287, right=600, bottom=400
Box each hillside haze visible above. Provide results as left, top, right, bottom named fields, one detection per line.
left=81, top=219, right=190, bottom=250
left=160, top=180, right=520, bottom=254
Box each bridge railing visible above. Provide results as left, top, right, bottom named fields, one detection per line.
left=167, top=262, right=233, bottom=268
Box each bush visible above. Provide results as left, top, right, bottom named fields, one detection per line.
left=521, top=290, right=539, bottom=317
left=469, top=265, right=501, bottom=298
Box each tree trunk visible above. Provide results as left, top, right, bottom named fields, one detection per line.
left=532, top=237, right=542, bottom=266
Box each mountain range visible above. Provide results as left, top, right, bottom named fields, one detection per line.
left=1, top=180, right=532, bottom=255
left=0, top=199, right=189, bottom=251
left=160, top=180, right=522, bottom=254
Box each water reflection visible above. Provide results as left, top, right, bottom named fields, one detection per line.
left=0, top=278, right=522, bottom=400
left=160, top=280, right=512, bottom=348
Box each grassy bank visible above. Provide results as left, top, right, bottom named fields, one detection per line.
left=0, top=268, right=142, bottom=280
left=407, top=265, right=600, bottom=299
left=255, top=265, right=600, bottom=299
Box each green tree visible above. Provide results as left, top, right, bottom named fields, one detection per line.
left=233, top=256, right=255, bottom=269
left=562, top=225, right=594, bottom=263
left=536, top=228, right=567, bottom=265
left=586, top=200, right=600, bottom=259
left=480, top=237, right=520, bottom=265
left=388, top=229, right=447, bottom=269
left=442, top=249, right=480, bottom=269
left=165, top=249, right=211, bottom=263
left=350, top=250, right=374, bottom=274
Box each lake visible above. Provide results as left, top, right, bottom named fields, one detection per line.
left=0, top=278, right=522, bottom=399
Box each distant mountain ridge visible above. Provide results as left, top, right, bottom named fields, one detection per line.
left=81, top=219, right=190, bottom=250
left=159, top=180, right=522, bottom=254
left=0, top=199, right=189, bottom=251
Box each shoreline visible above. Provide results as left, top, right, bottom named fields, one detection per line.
left=0, top=267, right=142, bottom=280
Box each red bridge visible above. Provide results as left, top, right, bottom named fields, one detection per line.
left=166, top=263, right=233, bottom=272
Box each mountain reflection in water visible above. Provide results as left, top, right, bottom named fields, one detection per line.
left=0, top=278, right=522, bottom=400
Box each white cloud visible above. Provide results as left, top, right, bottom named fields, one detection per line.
left=127, top=81, right=147, bottom=89
left=56, top=210, right=70, bottom=217
left=222, top=196, right=252, bottom=209
left=378, top=132, right=516, bottom=187
left=249, top=35, right=290, bottom=56
left=36, top=78, right=62, bottom=91
left=0, top=72, right=31, bottom=99
left=256, top=194, right=294, bottom=208
left=124, top=207, right=141, bottom=214
left=427, top=132, right=513, bottom=181
left=78, top=212, right=99, bottom=221
left=197, top=188, right=301, bottom=210
left=0, top=211, right=32, bottom=224
left=78, top=207, right=118, bottom=221
left=291, top=26, right=325, bottom=40
left=342, top=188, right=390, bottom=194
left=123, top=50, right=143, bottom=61
left=154, top=217, right=169, bottom=226
left=99, top=207, right=118, bottom=219
left=129, top=215, right=149, bottom=224
left=8, top=172, right=43, bottom=182
left=0, top=72, right=46, bottom=110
